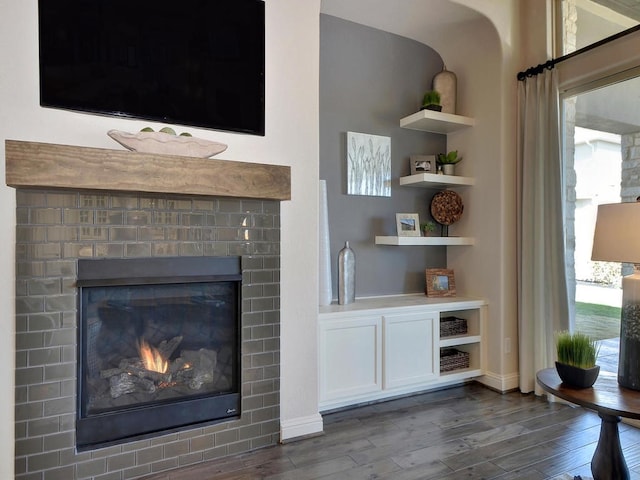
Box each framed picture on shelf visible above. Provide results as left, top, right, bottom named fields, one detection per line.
left=396, top=213, right=421, bottom=237
left=425, top=268, right=456, bottom=297
left=409, top=155, right=437, bottom=175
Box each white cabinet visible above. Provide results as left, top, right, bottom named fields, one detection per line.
left=318, top=315, right=382, bottom=405
left=318, top=295, right=486, bottom=411
left=383, top=312, right=438, bottom=389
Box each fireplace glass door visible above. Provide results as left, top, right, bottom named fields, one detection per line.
left=76, top=257, right=241, bottom=450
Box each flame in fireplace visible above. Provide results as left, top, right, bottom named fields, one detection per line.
left=138, top=339, right=168, bottom=374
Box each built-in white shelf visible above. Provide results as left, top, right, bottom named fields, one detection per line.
left=400, top=110, right=475, bottom=134
left=440, top=335, right=482, bottom=348
left=440, top=367, right=483, bottom=379
left=375, top=236, right=475, bottom=246
left=318, top=294, right=486, bottom=411
left=399, top=172, right=475, bottom=188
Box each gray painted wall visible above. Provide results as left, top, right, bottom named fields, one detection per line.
left=320, top=14, right=449, bottom=298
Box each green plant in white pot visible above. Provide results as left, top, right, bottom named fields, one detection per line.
left=437, top=151, right=462, bottom=175
left=555, top=331, right=600, bottom=388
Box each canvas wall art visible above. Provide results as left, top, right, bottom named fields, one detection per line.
left=347, top=132, right=391, bottom=197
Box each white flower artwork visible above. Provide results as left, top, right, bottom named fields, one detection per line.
left=347, top=132, right=391, bottom=197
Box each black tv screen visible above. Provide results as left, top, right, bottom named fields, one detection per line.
left=38, top=0, right=265, bottom=136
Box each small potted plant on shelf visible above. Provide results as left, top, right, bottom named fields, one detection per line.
left=421, top=90, right=442, bottom=112
left=421, top=221, right=438, bottom=237
left=437, top=151, right=462, bottom=175
left=555, top=331, right=600, bottom=388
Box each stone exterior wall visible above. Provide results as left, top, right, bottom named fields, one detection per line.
left=14, top=189, right=281, bottom=480
left=564, top=98, right=577, bottom=316
left=621, top=132, right=640, bottom=202
left=563, top=0, right=577, bottom=314
left=620, top=132, right=640, bottom=276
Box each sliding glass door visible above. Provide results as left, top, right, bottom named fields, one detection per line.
left=562, top=76, right=640, bottom=352
left=557, top=0, right=640, bottom=365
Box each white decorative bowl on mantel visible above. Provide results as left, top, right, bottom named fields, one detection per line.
left=107, top=129, right=228, bottom=158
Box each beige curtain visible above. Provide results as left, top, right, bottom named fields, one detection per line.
left=517, top=67, right=570, bottom=394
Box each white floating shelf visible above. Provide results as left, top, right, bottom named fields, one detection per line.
left=400, top=173, right=475, bottom=188
left=375, top=236, right=475, bottom=246
left=400, top=110, right=475, bottom=134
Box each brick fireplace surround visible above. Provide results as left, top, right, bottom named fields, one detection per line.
left=9, top=141, right=290, bottom=480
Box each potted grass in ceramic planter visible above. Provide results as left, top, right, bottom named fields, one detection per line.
left=555, top=331, right=600, bottom=388
left=437, top=151, right=462, bottom=175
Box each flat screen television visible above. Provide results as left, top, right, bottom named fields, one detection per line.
left=38, top=0, right=265, bottom=136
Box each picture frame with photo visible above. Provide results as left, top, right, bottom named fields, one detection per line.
left=396, top=213, right=421, bottom=237
left=409, top=155, right=437, bottom=175
left=425, top=268, right=456, bottom=297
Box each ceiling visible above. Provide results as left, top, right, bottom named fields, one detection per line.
left=320, top=0, right=640, bottom=48
left=320, top=0, right=484, bottom=49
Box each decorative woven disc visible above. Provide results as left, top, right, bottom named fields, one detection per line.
left=431, top=190, right=464, bottom=225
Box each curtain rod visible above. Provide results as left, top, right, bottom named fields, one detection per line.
left=517, top=23, right=640, bottom=81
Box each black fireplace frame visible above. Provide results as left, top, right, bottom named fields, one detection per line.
left=75, top=256, right=242, bottom=451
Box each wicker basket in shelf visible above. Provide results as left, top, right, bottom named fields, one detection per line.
left=440, top=316, right=468, bottom=337
left=440, top=348, right=470, bottom=372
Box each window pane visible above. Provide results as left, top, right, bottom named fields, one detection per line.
left=559, top=0, right=639, bottom=55
left=561, top=74, right=640, bottom=376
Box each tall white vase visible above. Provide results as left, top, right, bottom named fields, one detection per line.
left=318, top=180, right=333, bottom=305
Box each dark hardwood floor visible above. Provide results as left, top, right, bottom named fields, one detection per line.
left=143, top=338, right=640, bottom=480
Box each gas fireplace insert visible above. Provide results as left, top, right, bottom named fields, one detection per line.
left=76, top=256, right=242, bottom=450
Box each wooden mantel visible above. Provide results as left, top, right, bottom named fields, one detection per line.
left=5, top=140, right=291, bottom=201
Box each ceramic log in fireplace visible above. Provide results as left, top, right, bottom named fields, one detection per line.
left=75, top=256, right=242, bottom=451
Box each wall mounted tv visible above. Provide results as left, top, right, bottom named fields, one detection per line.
left=38, top=0, right=265, bottom=136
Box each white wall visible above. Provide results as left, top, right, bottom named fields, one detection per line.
left=431, top=1, right=523, bottom=390
left=0, top=0, right=322, bottom=476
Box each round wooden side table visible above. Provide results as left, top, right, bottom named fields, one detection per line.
left=537, top=368, right=640, bottom=480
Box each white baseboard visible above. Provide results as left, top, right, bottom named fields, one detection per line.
left=280, top=413, right=324, bottom=442
left=477, top=371, right=519, bottom=392
left=623, top=418, right=640, bottom=429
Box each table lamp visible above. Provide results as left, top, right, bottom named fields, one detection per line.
left=592, top=202, right=640, bottom=390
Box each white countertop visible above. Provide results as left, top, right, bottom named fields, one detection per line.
left=319, top=293, right=486, bottom=317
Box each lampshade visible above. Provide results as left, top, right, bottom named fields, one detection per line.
left=591, top=202, right=640, bottom=392
left=592, top=202, right=640, bottom=264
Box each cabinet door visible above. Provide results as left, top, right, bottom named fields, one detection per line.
left=383, top=312, right=438, bottom=389
left=318, top=316, right=382, bottom=405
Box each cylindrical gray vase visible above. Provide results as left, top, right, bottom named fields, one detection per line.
left=338, top=241, right=355, bottom=305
